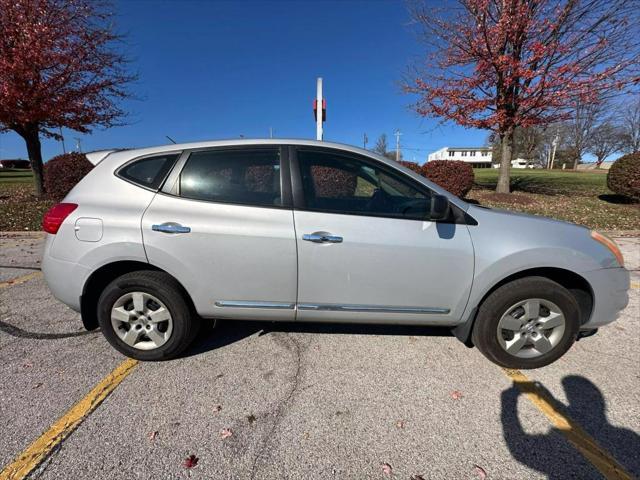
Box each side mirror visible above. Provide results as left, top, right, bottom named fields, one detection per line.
left=429, top=194, right=450, bottom=221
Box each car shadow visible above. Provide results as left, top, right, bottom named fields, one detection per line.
left=501, top=375, right=640, bottom=478
left=182, top=319, right=454, bottom=358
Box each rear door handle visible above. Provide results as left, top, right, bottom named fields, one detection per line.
left=302, top=232, right=343, bottom=243
left=152, top=223, right=191, bottom=234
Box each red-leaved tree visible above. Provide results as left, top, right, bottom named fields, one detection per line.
left=406, top=0, right=640, bottom=193
left=0, top=0, right=134, bottom=197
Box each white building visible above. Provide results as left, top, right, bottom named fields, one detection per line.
left=428, top=147, right=493, bottom=168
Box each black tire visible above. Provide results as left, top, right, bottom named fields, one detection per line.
left=471, top=276, right=580, bottom=369
left=97, top=271, right=200, bottom=361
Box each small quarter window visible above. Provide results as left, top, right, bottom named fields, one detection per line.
left=118, top=154, right=180, bottom=190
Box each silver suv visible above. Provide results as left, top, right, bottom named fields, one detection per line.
left=42, top=139, right=629, bottom=368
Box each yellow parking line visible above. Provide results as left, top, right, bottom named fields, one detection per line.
left=502, top=368, right=633, bottom=480
left=0, top=358, right=138, bottom=480
left=630, top=281, right=639, bottom=290
left=0, top=271, right=42, bottom=290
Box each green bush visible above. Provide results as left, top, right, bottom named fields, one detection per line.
left=422, top=160, right=475, bottom=198
left=43, top=152, right=94, bottom=201
left=607, top=153, right=640, bottom=201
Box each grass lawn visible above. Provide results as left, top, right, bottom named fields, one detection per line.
left=0, top=167, right=638, bottom=232
left=469, top=169, right=639, bottom=231
left=0, top=169, right=53, bottom=231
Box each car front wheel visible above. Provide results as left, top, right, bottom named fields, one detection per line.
left=471, top=276, right=580, bottom=369
left=97, top=271, right=199, bottom=361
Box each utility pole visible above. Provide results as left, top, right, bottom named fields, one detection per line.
left=269, top=127, right=274, bottom=139
left=59, top=127, right=66, bottom=154
left=363, top=133, right=368, bottom=149
left=74, top=137, right=82, bottom=152
left=394, top=129, right=402, bottom=161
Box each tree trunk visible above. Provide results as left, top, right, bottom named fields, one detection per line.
left=496, top=129, right=513, bottom=194
left=20, top=127, right=45, bottom=198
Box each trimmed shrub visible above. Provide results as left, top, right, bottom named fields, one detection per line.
left=311, top=165, right=357, bottom=197
left=607, top=153, right=640, bottom=201
left=398, top=160, right=422, bottom=175
left=44, top=152, right=94, bottom=201
left=421, top=160, right=475, bottom=198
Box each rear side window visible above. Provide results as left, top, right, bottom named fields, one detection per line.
left=118, top=154, right=180, bottom=190
left=178, top=149, right=281, bottom=207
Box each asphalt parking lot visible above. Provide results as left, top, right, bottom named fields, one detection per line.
left=1, top=232, right=638, bottom=480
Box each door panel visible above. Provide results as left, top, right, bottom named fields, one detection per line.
left=141, top=146, right=297, bottom=320
left=292, top=147, right=474, bottom=325
left=143, top=194, right=297, bottom=320
left=294, top=211, right=474, bottom=324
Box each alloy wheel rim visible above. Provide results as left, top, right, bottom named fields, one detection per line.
left=110, top=291, right=173, bottom=351
left=496, top=298, right=566, bottom=359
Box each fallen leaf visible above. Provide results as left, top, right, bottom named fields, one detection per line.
left=33, top=383, right=43, bottom=389
left=451, top=390, right=463, bottom=400
left=213, top=404, right=222, bottom=413
left=382, top=462, right=392, bottom=475
left=148, top=431, right=158, bottom=441
left=247, top=414, right=256, bottom=424
left=220, top=427, right=233, bottom=439
left=474, top=464, right=487, bottom=479
left=410, top=475, right=425, bottom=480
left=183, top=454, right=198, bottom=469
left=395, top=420, right=405, bottom=429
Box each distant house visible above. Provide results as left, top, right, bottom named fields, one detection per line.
left=0, top=158, right=31, bottom=169
left=492, top=158, right=537, bottom=169
left=428, top=147, right=493, bottom=168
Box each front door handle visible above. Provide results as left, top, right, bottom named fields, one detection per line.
left=152, top=223, right=191, bottom=234
left=303, top=232, right=343, bottom=243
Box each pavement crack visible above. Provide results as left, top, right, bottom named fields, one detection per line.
left=249, top=333, right=307, bottom=480
left=0, top=264, right=41, bottom=270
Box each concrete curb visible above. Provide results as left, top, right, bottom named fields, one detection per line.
left=0, top=231, right=46, bottom=239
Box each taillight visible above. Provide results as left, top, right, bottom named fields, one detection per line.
left=42, top=203, right=78, bottom=234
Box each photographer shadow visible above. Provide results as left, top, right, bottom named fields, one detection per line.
left=501, top=375, right=639, bottom=479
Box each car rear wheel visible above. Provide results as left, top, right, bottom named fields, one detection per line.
left=471, top=276, right=580, bottom=369
left=97, top=271, right=200, bottom=361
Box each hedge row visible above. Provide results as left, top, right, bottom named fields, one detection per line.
left=399, top=159, right=474, bottom=198
left=43, top=152, right=94, bottom=201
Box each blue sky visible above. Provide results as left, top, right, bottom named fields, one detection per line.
left=0, top=0, right=488, bottom=163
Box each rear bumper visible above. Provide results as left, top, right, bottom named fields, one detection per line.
left=582, top=267, right=630, bottom=328
left=41, top=236, right=90, bottom=312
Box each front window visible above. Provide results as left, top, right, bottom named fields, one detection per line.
left=178, top=148, right=281, bottom=206
left=461, top=151, right=468, bottom=157
left=297, top=149, right=432, bottom=221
